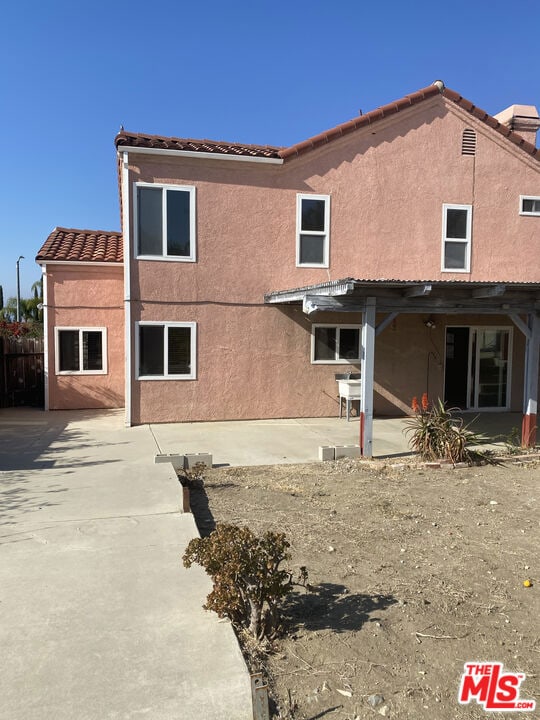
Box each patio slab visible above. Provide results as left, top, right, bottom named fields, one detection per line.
left=150, top=412, right=522, bottom=467
left=0, top=408, right=252, bottom=720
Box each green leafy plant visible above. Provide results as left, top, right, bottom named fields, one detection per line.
left=183, top=523, right=308, bottom=640
left=405, top=394, right=484, bottom=464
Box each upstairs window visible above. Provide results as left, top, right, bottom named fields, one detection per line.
left=136, top=184, right=196, bottom=261
left=296, top=194, right=330, bottom=267
left=442, top=204, right=472, bottom=272
left=137, top=322, right=196, bottom=379
left=55, top=328, right=106, bottom=374
left=520, top=196, right=540, bottom=216
left=311, top=324, right=361, bottom=363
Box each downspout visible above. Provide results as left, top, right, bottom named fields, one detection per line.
left=42, top=263, right=49, bottom=411
left=121, top=150, right=132, bottom=426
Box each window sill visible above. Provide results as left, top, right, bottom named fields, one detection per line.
left=56, top=370, right=107, bottom=376
left=296, top=262, right=330, bottom=269
left=311, top=360, right=361, bottom=365
left=136, top=255, right=196, bottom=263
left=137, top=375, right=196, bottom=381
left=441, top=268, right=471, bottom=274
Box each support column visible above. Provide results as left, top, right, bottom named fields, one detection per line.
left=522, top=314, right=540, bottom=447
left=360, top=297, right=376, bottom=457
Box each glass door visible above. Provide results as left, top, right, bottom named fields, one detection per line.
left=445, top=326, right=512, bottom=410
left=469, top=328, right=512, bottom=410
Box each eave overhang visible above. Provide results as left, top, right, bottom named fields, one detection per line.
left=264, top=279, right=540, bottom=316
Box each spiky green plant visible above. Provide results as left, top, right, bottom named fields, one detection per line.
left=405, top=396, right=484, bottom=464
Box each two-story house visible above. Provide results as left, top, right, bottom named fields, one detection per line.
left=36, top=81, right=540, bottom=454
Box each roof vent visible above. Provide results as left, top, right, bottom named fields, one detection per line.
left=462, top=128, right=476, bottom=156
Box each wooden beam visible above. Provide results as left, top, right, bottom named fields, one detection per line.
left=403, top=284, right=432, bottom=298
left=266, top=280, right=355, bottom=304
left=376, top=312, right=399, bottom=336
left=303, top=295, right=366, bottom=315
left=472, top=284, right=506, bottom=298
left=510, top=313, right=532, bottom=339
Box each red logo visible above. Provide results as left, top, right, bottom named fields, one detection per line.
left=458, top=663, right=536, bottom=712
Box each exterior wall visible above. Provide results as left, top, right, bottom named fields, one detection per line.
left=124, top=95, right=539, bottom=423
left=130, top=304, right=527, bottom=423
left=374, top=313, right=525, bottom=415
left=46, top=264, right=124, bottom=410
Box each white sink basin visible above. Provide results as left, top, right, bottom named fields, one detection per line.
left=337, top=379, right=361, bottom=398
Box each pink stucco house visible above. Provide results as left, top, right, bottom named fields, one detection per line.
left=36, top=81, right=540, bottom=454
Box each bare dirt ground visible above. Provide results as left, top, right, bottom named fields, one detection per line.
left=188, top=456, right=540, bottom=720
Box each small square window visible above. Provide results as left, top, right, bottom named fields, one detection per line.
left=55, top=328, right=106, bottom=374
left=137, top=322, right=196, bottom=379
left=311, top=325, right=361, bottom=364
left=441, top=204, right=472, bottom=272
left=296, top=194, right=330, bottom=267
left=520, top=196, right=540, bottom=216
left=136, top=184, right=196, bottom=261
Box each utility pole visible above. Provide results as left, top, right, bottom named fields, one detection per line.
left=16, top=255, right=24, bottom=322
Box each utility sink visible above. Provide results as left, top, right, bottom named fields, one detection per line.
left=337, top=379, right=362, bottom=399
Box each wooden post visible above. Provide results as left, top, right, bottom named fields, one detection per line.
left=360, top=297, right=376, bottom=457
left=522, top=314, right=540, bottom=447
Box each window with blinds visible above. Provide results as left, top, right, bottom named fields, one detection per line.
left=137, top=322, right=196, bottom=379
left=56, top=328, right=106, bottom=374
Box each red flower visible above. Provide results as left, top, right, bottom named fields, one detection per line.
left=421, top=393, right=429, bottom=411
left=411, top=396, right=420, bottom=413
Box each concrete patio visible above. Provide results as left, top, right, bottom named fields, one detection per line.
left=0, top=406, right=523, bottom=719
left=151, top=411, right=523, bottom=467
left=0, top=408, right=252, bottom=720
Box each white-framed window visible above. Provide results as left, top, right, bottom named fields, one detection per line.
left=55, top=327, right=107, bottom=375
left=520, top=196, right=540, bottom=216
left=441, top=203, right=472, bottom=272
left=137, top=322, right=196, bottom=380
left=296, top=194, right=330, bottom=267
left=135, top=183, right=196, bottom=261
left=311, top=324, right=361, bottom=364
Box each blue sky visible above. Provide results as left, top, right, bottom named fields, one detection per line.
left=0, top=0, right=538, bottom=300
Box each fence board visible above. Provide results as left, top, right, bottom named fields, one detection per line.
left=0, top=336, right=44, bottom=407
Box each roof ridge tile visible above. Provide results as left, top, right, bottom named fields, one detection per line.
left=115, top=83, right=539, bottom=164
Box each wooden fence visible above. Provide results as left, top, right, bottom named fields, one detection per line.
left=0, top=336, right=44, bottom=408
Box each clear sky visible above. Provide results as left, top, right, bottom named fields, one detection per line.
left=0, top=0, right=538, bottom=300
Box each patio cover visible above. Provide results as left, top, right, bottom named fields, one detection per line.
left=265, top=279, right=540, bottom=455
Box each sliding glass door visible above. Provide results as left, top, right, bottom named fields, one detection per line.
left=445, top=327, right=512, bottom=410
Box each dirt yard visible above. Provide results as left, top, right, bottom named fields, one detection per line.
left=188, top=456, right=540, bottom=720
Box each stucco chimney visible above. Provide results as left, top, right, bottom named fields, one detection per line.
left=494, top=104, right=540, bottom=147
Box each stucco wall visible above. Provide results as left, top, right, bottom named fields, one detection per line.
left=125, top=94, right=539, bottom=423
left=46, top=264, right=124, bottom=410
left=129, top=304, right=526, bottom=423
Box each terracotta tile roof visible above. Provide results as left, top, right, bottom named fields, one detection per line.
left=280, top=84, right=443, bottom=159
left=442, top=87, right=540, bottom=160
left=36, top=227, right=123, bottom=264
left=281, top=84, right=540, bottom=161
left=115, top=130, right=282, bottom=159
left=115, top=83, right=539, bottom=164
